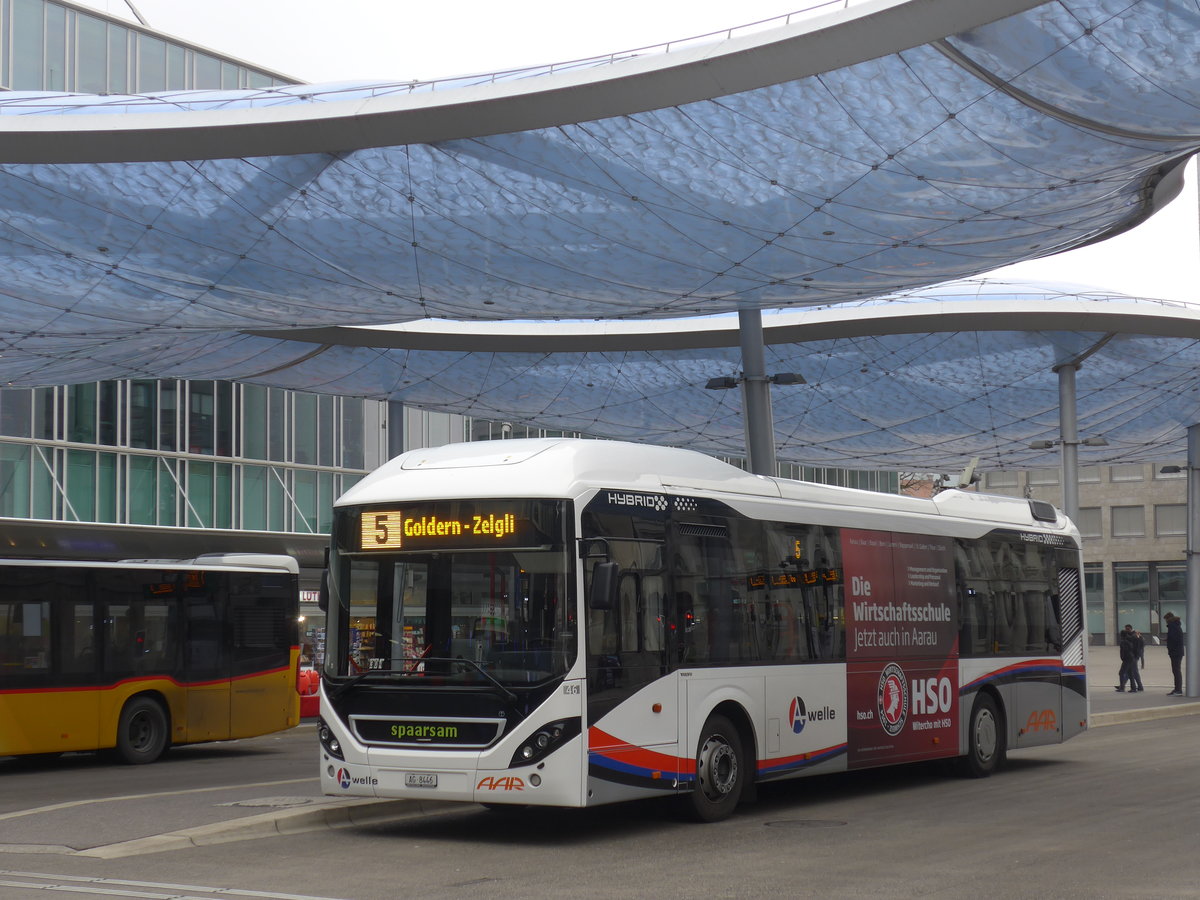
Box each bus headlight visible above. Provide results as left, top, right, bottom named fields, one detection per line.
left=318, top=717, right=344, bottom=761
left=508, top=718, right=580, bottom=768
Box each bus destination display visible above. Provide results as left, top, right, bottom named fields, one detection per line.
left=359, top=506, right=535, bottom=552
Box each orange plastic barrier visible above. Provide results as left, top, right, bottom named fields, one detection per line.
left=298, top=667, right=320, bottom=718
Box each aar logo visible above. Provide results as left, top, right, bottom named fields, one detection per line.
left=337, top=767, right=352, bottom=790
left=477, top=776, right=525, bottom=792
left=877, top=663, right=909, bottom=737
left=789, top=696, right=808, bottom=734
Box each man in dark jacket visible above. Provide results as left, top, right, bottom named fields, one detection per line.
left=1165, top=612, right=1185, bottom=696
left=1115, top=627, right=1137, bottom=692
left=1123, top=624, right=1145, bottom=692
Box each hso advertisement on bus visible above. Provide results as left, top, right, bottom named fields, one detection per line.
left=842, top=529, right=959, bottom=768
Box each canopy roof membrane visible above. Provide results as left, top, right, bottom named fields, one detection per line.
left=1, top=0, right=1200, bottom=469
left=1, top=0, right=1197, bottom=326
left=11, top=277, right=1200, bottom=471
left=259, top=281, right=1200, bottom=471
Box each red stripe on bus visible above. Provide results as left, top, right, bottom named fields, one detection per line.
left=588, top=726, right=690, bottom=771
left=0, top=664, right=294, bottom=695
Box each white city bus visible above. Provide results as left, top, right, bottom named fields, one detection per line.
left=317, top=439, right=1086, bottom=821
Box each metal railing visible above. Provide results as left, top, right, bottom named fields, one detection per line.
left=0, top=1, right=862, bottom=112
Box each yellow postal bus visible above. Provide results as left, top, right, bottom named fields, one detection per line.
left=0, top=553, right=300, bottom=763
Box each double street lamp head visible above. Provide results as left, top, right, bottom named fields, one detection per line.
left=1028, top=437, right=1109, bottom=450
left=704, top=376, right=740, bottom=391
left=704, top=372, right=806, bottom=390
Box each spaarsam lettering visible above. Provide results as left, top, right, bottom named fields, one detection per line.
left=391, top=724, right=459, bottom=740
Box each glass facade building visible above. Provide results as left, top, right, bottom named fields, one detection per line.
left=0, top=0, right=290, bottom=92
left=0, top=381, right=381, bottom=534
left=0, top=3, right=367, bottom=596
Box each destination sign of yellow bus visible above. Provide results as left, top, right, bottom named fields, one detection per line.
left=361, top=510, right=518, bottom=550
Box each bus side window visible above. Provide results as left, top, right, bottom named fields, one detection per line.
left=674, top=528, right=735, bottom=664
left=60, top=602, right=96, bottom=674
left=956, top=541, right=995, bottom=656
left=138, top=602, right=176, bottom=670
left=0, top=600, right=51, bottom=671
left=643, top=575, right=664, bottom=653
left=815, top=528, right=845, bottom=661
left=103, top=604, right=137, bottom=673
left=676, top=583, right=710, bottom=665
left=586, top=558, right=619, bottom=658
left=230, top=573, right=294, bottom=677
left=185, top=596, right=226, bottom=679
left=619, top=572, right=639, bottom=653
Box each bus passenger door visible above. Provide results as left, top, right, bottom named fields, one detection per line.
left=585, top=546, right=679, bottom=785
left=229, top=574, right=297, bottom=738
left=1014, top=588, right=1064, bottom=749
left=59, top=599, right=101, bottom=751
left=183, top=593, right=231, bottom=742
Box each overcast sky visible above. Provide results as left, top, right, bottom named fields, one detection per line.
left=74, top=0, right=1200, bottom=305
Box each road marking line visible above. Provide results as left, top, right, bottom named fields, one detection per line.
left=0, top=870, right=352, bottom=900
left=0, top=778, right=316, bottom=823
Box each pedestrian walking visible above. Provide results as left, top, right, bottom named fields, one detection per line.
left=1123, top=625, right=1144, bottom=691
left=1165, top=612, right=1185, bottom=696
left=1115, top=626, right=1138, bottom=692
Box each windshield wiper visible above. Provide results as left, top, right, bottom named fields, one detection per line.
left=445, top=657, right=519, bottom=704
left=328, top=657, right=518, bottom=704
left=327, top=670, right=397, bottom=700
left=327, top=660, right=431, bottom=699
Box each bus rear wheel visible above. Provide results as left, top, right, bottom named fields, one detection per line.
left=688, top=714, right=744, bottom=822
left=960, top=693, right=1004, bottom=778
left=116, top=696, right=169, bottom=765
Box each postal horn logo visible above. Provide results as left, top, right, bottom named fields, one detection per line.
left=877, top=662, right=909, bottom=737
left=789, top=696, right=808, bottom=734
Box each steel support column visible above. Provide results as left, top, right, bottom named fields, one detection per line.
left=1056, top=363, right=1080, bottom=523
left=1186, top=424, right=1200, bottom=697
left=386, top=399, right=405, bottom=460
left=738, top=307, right=776, bottom=476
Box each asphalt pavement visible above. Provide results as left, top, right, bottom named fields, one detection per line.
left=2, top=646, right=1196, bottom=860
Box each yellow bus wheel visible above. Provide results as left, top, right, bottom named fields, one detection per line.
left=115, top=696, right=170, bottom=765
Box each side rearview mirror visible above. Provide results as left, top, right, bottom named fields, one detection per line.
left=588, top=561, right=620, bottom=611
left=318, top=568, right=329, bottom=613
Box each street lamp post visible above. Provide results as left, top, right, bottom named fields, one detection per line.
left=1164, top=425, right=1200, bottom=698
left=1188, top=426, right=1200, bottom=698
left=1058, top=363, right=1080, bottom=523
left=739, top=307, right=776, bottom=477
left=705, top=307, right=806, bottom=477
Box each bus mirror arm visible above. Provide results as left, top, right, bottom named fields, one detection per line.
left=589, top=561, right=620, bottom=611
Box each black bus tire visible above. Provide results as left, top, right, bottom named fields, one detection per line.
left=687, top=714, right=744, bottom=822
left=115, top=696, right=170, bottom=765
left=960, top=693, right=1005, bottom=778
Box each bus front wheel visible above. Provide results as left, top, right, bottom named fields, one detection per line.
left=116, top=696, right=169, bottom=765
left=960, top=693, right=1004, bottom=778
left=688, top=714, right=744, bottom=822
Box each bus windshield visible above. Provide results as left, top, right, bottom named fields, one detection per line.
left=326, top=500, right=575, bottom=688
